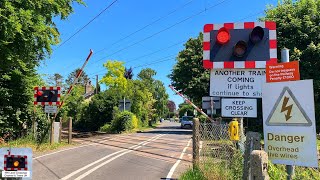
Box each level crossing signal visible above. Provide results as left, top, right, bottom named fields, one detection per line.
left=203, top=21, right=277, bottom=69
left=34, top=86, right=61, bottom=105
left=4, top=155, right=28, bottom=171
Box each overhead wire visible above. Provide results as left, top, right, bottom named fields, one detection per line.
left=89, top=0, right=231, bottom=66
left=56, top=0, right=119, bottom=50
left=94, top=0, right=195, bottom=56
left=74, top=0, right=270, bottom=79
left=62, top=0, right=195, bottom=71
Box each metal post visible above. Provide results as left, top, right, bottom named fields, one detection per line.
left=192, top=118, right=200, bottom=169
left=96, top=75, right=98, bottom=94
left=68, top=117, right=72, bottom=144
left=243, top=132, right=261, bottom=180
left=281, top=48, right=295, bottom=179
left=238, top=118, right=246, bottom=152
left=123, top=97, right=126, bottom=111
left=59, top=117, right=62, bottom=143
left=50, top=116, right=54, bottom=145
left=281, top=48, right=290, bottom=63
left=210, top=97, right=214, bottom=119
left=33, top=106, right=36, bottom=139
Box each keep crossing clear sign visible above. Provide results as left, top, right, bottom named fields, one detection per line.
left=221, top=98, right=257, bottom=117
left=262, top=80, right=318, bottom=167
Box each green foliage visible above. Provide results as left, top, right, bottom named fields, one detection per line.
left=129, top=79, right=155, bottom=126
left=100, top=60, right=128, bottom=96
left=179, top=103, right=194, bottom=117
left=263, top=0, right=320, bottom=131
left=76, top=90, right=118, bottom=131
left=99, top=123, right=113, bottom=133
left=181, top=150, right=243, bottom=180
left=268, top=162, right=320, bottom=180
left=169, top=33, right=210, bottom=106
left=198, top=114, right=209, bottom=123
left=0, top=0, right=83, bottom=138
left=33, top=106, right=50, bottom=143
left=180, top=167, right=206, bottom=180
left=0, top=134, right=72, bottom=153
left=111, top=111, right=138, bottom=133
left=65, top=68, right=89, bottom=86
left=137, top=68, right=169, bottom=119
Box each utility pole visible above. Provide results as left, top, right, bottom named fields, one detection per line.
left=96, top=75, right=98, bottom=94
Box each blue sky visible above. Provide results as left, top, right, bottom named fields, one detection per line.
left=37, top=0, right=278, bottom=108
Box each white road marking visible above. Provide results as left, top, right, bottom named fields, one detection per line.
left=61, top=134, right=163, bottom=180
left=166, top=139, right=192, bottom=180
left=73, top=134, right=165, bottom=180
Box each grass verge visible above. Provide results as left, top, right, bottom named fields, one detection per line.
left=180, top=167, right=206, bottom=180
left=0, top=135, right=75, bottom=153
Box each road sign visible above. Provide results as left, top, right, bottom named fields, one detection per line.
left=203, top=21, right=277, bottom=69
left=210, top=69, right=265, bottom=98
left=266, top=61, right=300, bottom=83
left=262, top=80, right=318, bottom=167
left=221, top=98, right=257, bottom=117
left=44, top=106, right=57, bottom=114
left=202, top=96, right=220, bottom=109
left=119, top=99, right=131, bottom=111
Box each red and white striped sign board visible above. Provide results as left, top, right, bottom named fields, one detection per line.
left=3, top=155, right=28, bottom=171
left=33, top=86, right=61, bottom=105
left=203, top=21, right=277, bottom=69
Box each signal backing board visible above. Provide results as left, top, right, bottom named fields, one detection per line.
left=203, top=21, right=277, bottom=69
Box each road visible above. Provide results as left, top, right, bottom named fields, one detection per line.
left=33, top=121, right=192, bottom=180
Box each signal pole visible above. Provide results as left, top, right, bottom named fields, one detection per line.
left=96, top=75, right=98, bottom=94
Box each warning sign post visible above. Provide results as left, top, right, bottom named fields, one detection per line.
left=262, top=80, right=318, bottom=167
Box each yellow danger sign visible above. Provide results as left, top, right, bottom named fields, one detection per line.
left=266, top=86, right=312, bottom=126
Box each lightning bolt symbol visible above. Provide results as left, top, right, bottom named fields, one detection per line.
left=281, top=96, right=293, bottom=121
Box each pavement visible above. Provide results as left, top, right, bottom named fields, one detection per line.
left=32, top=120, right=193, bottom=180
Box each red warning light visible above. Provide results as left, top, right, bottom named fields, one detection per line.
left=37, top=91, right=43, bottom=96
left=216, top=27, right=230, bottom=45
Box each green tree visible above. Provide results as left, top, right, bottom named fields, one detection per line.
left=178, top=103, right=194, bottom=117
left=100, top=60, right=128, bottom=97
left=66, top=68, right=89, bottom=86
left=138, top=68, right=169, bottom=120
left=262, top=0, right=320, bottom=131
left=129, top=79, right=155, bottom=126
left=77, top=90, right=118, bottom=131
left=51, top=73, right=63, bottom=86
left=0, top=0, right=83, bottom=137
left=169, top=33, right=210, bottom=106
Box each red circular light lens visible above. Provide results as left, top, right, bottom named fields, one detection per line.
left=216, top=27, right=230, bottom=44
left=37, top=91, right=43, bottom=96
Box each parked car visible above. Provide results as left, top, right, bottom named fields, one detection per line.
left=180, top=116, right=193, bottom=129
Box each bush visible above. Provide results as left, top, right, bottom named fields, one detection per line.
left=75, top=90, right=119, bottom=131
left=100, top=123, right=113, bottom=133
left=111, top=111, right=138, bottom=133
